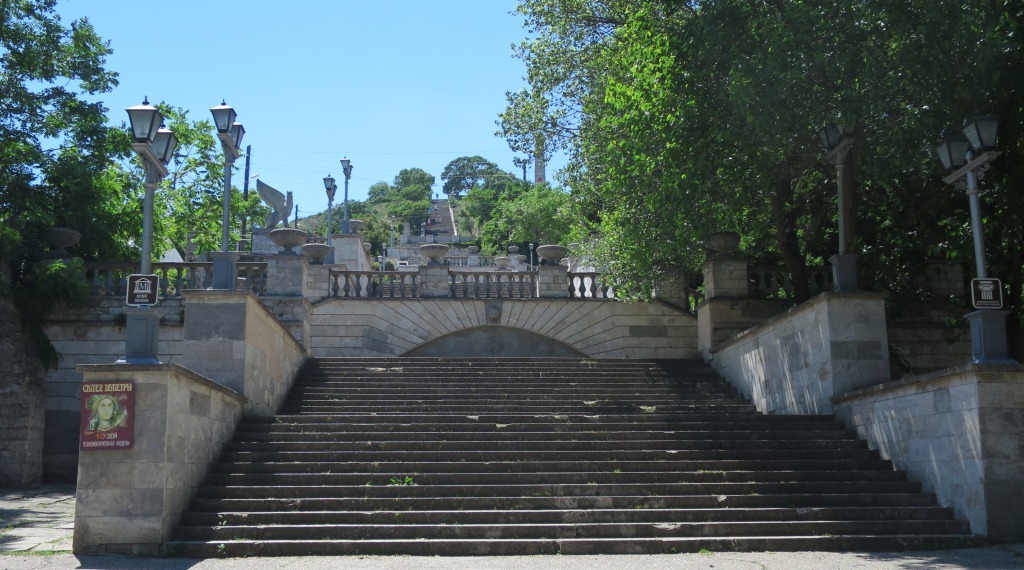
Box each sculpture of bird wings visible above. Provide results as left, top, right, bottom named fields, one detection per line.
left=256, top=179, right=288, bottom=213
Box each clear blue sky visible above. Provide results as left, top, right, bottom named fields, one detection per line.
left=58, top=1, right=560, bottom=218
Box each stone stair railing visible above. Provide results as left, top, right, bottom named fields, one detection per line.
left=84, top=261, right=267, bottom=300
left=324, top=268, right=618, bottom=300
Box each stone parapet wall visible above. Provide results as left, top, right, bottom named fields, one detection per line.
left=709, top=292, right=891, bottom=415
left=0, top=300, right=45, bottom=487
left=833, top=364, right=1024, bottom=541
left=73, top=364, right=244, bottom=555
left=309, top=298, right=698, bottom=359
left=178, top=291, right=306, bottom=416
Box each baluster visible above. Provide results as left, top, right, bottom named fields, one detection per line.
left=330, top=274, right=339, bottom=297
left=341, top=274, right=351, bottom=297
left=410, top=275, right=418, bottom=297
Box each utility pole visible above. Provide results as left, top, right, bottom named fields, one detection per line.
left=241, top=144, right=251, bottom=251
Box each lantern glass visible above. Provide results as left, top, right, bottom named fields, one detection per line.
left=126, top=100, right=162, bottom=143
left=340, top=157, right=352, bottom=178
left=818, top=125, right=842, bottom=151
left=936, top=133, right=970, bottom=172
left=210, top=102, right=237, bottom=134
left=323, top=175, right=336, bottom=198
left=962, top=114, right=998, bottom=152
left=230, top=122, right=245, bottom=148
left=151, top=128, right=178, bottom=165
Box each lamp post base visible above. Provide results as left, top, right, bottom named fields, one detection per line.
left=116, top=307, right=161, bottom=364
left=965, top=309, right=1016, bottom=364
left=210, top=251, right=239, bottom=290
left=829, top=253, right=859, bottom=292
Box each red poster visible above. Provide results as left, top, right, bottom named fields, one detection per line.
left=80, top=381, right=135, bottom=451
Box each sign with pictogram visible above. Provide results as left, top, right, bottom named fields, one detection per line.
left=126, top=274, right=159, bottom=306
left=971, top=278, right=1003, bottom=309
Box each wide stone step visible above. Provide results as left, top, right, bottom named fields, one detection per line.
left=168, top=534, right=983, bottom=558
left=221, top=438, right=866, bottom=453
left=178, top=505, right=961, bottom=527
left=218, top=448, right=879, bottom=463
left=278, top=403, right=757, bottom=414
left=209, top=458, right=896, bottom=475
left=231, top=428, right=856, bottom=443
left=174, top=519, right=969, bottom=542
left=185, top=492, right=943, bottom=513
left=202, top=469, right=907, bottom=487
left=196, top=481, right=922, bottom=500
left=238, top=417, right=848, bottom=432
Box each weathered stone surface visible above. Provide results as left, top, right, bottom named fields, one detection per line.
left=0, top=299, right=45, bottom=488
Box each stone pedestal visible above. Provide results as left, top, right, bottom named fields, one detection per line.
left=209, top=251, right=238, bottom=290
left=537, top=265, right=569, bottom=298
left=703, top=257, right=748, bottom=299
left=966, top=309, right=1015, bottom=364
left=329, top=234, right=371, bottom=271
left=262, top=255, right=312, bottom=347
left=73, top=364, right=244, bottom=556
left=419, top=265, right=449, bottom=298
left=829, top=253, right=858, bottom=292
left=117, top=308, right=161, bottom=364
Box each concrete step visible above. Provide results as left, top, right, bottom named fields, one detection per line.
left=169, top=534, right=984, bottom=557
left=167, top=357, right=977, bottom=557
left=179, top=505, right=962, bottom=527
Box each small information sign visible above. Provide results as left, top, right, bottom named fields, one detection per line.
left=126, top=274, right=159, bottom=306
left=80, top=381, right=135, bottom=451
left=971, top=278, right=1004, bottom=309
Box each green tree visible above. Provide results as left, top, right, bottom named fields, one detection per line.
left=441, top=156, right=502, bottom=199
left=480, top=184, right=572, bottom=254
left=503, top=0, right=1024, bottom=324
left=0, top=0, right=123, bottom=365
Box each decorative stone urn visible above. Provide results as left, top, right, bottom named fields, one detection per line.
left=536, top=244, right=567, bottom=264
left=363, top=242, right=372, bottom=253
left=468, top=246, right=479, bottom=254
left=493, top=256, right=511, bottom=270
left=269, top=227, right=308, bottom=255
left=45, top=227, right=81, bottom=258
left=348, top=219, right=365, bottom=233
left=419, top=243, right=450, bottom=265
left=508, top=245, right=520, bottom=254
left=708, top=231, right=741, bottom=257
left=300, top=243, right=331, bottom=264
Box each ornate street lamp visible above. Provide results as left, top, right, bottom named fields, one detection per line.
left=121, top=97, right=178, bottom=364
left=818, top=122, right=857, bottom=291
left=209, top=100, right=245, bottom=289
left=323, top=174, right=337, bottom=264
left=340, top=157, right=353, bottom=234
left=935, top=113, right=1011, bottom=363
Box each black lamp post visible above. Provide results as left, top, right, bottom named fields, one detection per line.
left=935, top=113, right=1012, bottom=363
left=818, top=122, right=858, bottom=291
left=340, top=157, right=353, bottom=234
left=323, top=174, right=337, bottom=263
left=121, top=97, right=178, bottom=364
left=209, top=101, right=245, bottom=289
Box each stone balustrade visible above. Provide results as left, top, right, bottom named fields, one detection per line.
left=568, top=272, right=615, bottom=299
left=83, top=262, right=267, bottom=299
left=449, top=271, right=536, bottom=299
left=748, top=264, right=834, bottom=298
left=328, top=270, right=420, bottom=299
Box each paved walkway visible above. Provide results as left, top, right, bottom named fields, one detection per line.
left=2, top=486, right=1023, bottom=570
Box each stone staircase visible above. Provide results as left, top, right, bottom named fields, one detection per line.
left=169, top=358, right=980, bottom=556
left=428, top=199, right=454, bottom=240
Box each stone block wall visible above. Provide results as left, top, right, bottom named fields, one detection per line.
left=710, top=292, right=890, bottom=415
left=309, top=298, right=699, bottom=359
left=178, top=291, right=305, bottom=416
left=888, top=303, right=972, bottom=375
left=833, top=364, right=1024, bottom=541
left=536, top=265, right=568, bottom=298
left=73, top=364, right=244, bottom=555
left=42, top=300, right=185, bottom=482
left=0, top=300, right=45, bottom=487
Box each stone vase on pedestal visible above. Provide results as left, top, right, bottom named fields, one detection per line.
left=419, top=244, right=450, bottom=265
left=536, top=245, right=567, bottom=265
left=269, top=228, right=308, bottom=255
left=45, top=227, right=81, bottom=259
left=300, top=243, right=331, bottom=264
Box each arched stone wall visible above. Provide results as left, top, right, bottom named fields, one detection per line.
left=309, top=298, right=698, bottom=359
left=403, top=325, right=586, bottom=358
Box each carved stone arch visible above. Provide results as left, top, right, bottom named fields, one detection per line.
left=402, top=325, right=586, bottom=358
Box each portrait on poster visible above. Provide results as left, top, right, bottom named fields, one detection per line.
left=79, top=381, right=135, bottom=451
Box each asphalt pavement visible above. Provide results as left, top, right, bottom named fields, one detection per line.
left=3, top=486, right=1023, bottom=570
